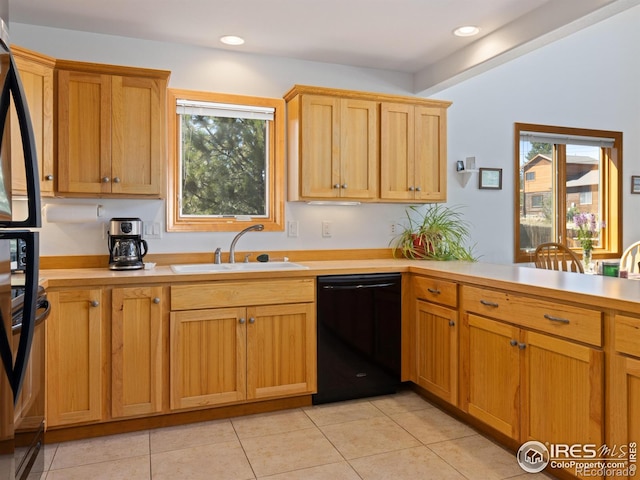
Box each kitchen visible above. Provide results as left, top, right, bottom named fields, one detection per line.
left=1, top=1, right=639, bottom=479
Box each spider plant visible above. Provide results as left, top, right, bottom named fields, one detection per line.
left=391, top=204, right=477, bottom=261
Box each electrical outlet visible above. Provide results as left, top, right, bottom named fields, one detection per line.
left=322, top=220, right=332, bottom=238
left=389, top=222, right=397, bottom=235
left=287, top=220, right=299, bottom=237
left=143, top=221, right=163, bottom=239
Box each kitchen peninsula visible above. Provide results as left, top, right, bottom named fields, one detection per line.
left=40, top=258, right=639, bottom=479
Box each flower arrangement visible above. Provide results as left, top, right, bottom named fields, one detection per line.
left=573, top=212, right=601, bottom=251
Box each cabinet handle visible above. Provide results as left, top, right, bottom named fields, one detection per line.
left=416, top=186, right=422, bottom=192
left=509, top=339, right=518, bottom=346
left=427, top=288, right=441, bottom=295
left=45, top=174, right=54, bottom=181
left=543, top=314, right=570, bottom=324
left=249, top=317, right=256, bottom=324
left=448, top=320, right=455, bottom=327
left=518, top=343, right=527, bottom=350
left=333, top=183, right=340, bottom=189
left=239, top=318, right=246, bottom=324
left=113, top=177, right=121, bottom=183
left=153, top=297, right=160, bottom=304
left=480, top=299, right=499, bottom=307
left=90, top=300, right=99, bottom=307
left=102, top=176, right=110, bottom=183
left=408, top=186, right=415, bottom=191
left=341, top=184, right=347, bottom=189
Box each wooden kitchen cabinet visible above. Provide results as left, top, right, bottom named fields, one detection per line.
left=285, top=85, right=450, bottom=203
left=11, top=46, right=55, bottom=196
left=56, top=61, right=169, bottom=196
left=111, top=286, right=164, bottom=418
left=413, top=275, right=459, bottom=405
left=287, top=92, right=377, bottom=200
left=169, top=278, right=316, bottom=410
left=380, top=102, right=447, bottom=202
left=46, top=288, right=105, bottom=427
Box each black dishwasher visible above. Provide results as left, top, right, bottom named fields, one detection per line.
left=313, top=273, right=401, bottom=404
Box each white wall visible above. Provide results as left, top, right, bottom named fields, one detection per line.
left=11, top=5, right=640, bottom=263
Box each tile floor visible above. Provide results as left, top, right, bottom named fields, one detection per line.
left=40, top=390, right=554, bottom=479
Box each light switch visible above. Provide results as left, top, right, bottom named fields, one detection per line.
left=322, top=221, right=332, bottom=238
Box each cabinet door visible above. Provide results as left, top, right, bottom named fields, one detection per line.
left=247, top=303, right=316, bottom=400
left=46, top=289, right=104, bottom=426
left=170, top=308, right=246, bottom=410
left=300, top=95, right=340, bottom=198
left=522, top=331, right=603, bottom=446
left=339, top=99, right=378, bottom=199
left=380, top=102, right=414, bottom=200
left=413, top=105, right=446, bottom=201
left=462, top=313, right=520, bottom=439
left=12, top=49, right=55, bottom=196
left=415, top=300, right=458, bottom=404
left=111, top=286, right=163, bottom=418
left=57, top=70, right=112, bottom=194
left=111, top=76, right=164, bottom=195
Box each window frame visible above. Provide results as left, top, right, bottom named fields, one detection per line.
left=514, top=122, right=622, bottom=263
left=167, top=88, right=285, bottom=232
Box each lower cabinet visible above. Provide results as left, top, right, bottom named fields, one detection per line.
left=169, top=279, right=317, bottom=411
left=46, top=288, right=105, bottom=427
left=111, top=286, right=164, bottom=418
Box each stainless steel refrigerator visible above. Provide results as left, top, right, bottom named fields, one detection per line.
left=0, top=2, right=47, bottom=479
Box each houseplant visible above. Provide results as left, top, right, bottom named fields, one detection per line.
left=391, top=204, right=477, bottom=261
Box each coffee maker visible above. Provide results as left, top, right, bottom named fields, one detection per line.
left=108, top=217, right=148, bottom=270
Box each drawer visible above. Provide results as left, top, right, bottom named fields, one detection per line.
left=461, top=285, right=602, bottom=346
left=171, top=278, right=315, bottom=310
left=413, top=275, right=457, bottom=308
left=615, top=314, right=640, bottom=357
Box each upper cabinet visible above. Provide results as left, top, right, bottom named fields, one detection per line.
left=284, top=85, right=450, bottom=203
left=11, top=46, right=55, bottom=197
left=56, top=60, right=170, bottom=197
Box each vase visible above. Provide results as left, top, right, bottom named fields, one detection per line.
left=583, top=248, right=593, bottom=272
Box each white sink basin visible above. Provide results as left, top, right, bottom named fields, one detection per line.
left=171, top=261, right=309, bottom=274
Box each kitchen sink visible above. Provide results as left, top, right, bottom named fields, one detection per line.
left=170, top=261, right=309, bottom=274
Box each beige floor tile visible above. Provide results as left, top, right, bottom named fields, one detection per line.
left=391, top=406, right=477, bottom=445
left=350, top=445, right=466, bottom=480
left=428, top=434, right=524, bottom=480
left=257, top=461, right=361, bottom=479
left=43, top=443, right=57, bottom=471
left=320, top=416, right=421, bottom=460
left=241, top=426, right=343, bottom=477
left=151, top=440, right=253, bottom=480
left=46, top=455, right=150, bottom=480
left=303, top=398, right=385, bottom=427
left=150, top=418, right=237, bottom=453
left=232, top=408, right=315, bottom=439
left=369, top=390, right=435, bottom=415
left=49, top=431, right=150, bottom=470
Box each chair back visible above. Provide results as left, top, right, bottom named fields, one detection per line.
left=534, top=242, right=584, bottom=273
left=619, top=241, right=640, bottom=274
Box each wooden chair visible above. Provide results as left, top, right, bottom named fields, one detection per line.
left=534, top=242, right=584, bottom=273
left=619, top=241, right=640, bottom=274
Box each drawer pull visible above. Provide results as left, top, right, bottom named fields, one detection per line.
left=544, top=314, right=570, bottom=324
left=153, top=297, right=160, bottom=304
left=90, top=300, right=99, bottom=307
left=449, top=320, right=455, bottom=327
left=427, top=288, right=441, bottom=295
left=249, top=317, right=256, bottom=324
left=480, top=299, right=499, bottom=307
left=510, top=339, right=518, bottom=347
left=239, top=318, right=246, bottom=324
left=518, top=343, right=527, bottom=350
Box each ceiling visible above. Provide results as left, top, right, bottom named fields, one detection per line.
left=8, top=0, right=638, bottom=94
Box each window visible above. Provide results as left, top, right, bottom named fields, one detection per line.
left=167, top=89, right=285, bottom=232
left=515, top=123, right=622, bottom=263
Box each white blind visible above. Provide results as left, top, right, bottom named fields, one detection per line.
left=176, top=99, right=274, bottom=121
left=521, top=131, right=615, bottom=148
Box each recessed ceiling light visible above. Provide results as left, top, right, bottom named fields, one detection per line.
left=453, top=25, right=480, bottom=37
left=220, top=35, right=245, bottom=46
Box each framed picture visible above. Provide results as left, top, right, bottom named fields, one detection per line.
left=632, top=175, right=640, bottom=194
left=479, top=168, right=502, bottom=190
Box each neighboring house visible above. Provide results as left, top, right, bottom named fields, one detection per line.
left=521, top=154, right=599, bottom=220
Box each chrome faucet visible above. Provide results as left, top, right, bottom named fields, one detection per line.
left=229, top=224, right=264, bottom=263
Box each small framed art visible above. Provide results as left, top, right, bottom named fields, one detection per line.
left=632, top=175, right=640, bottom=194
left=479, top=168, right=502, bottom=190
